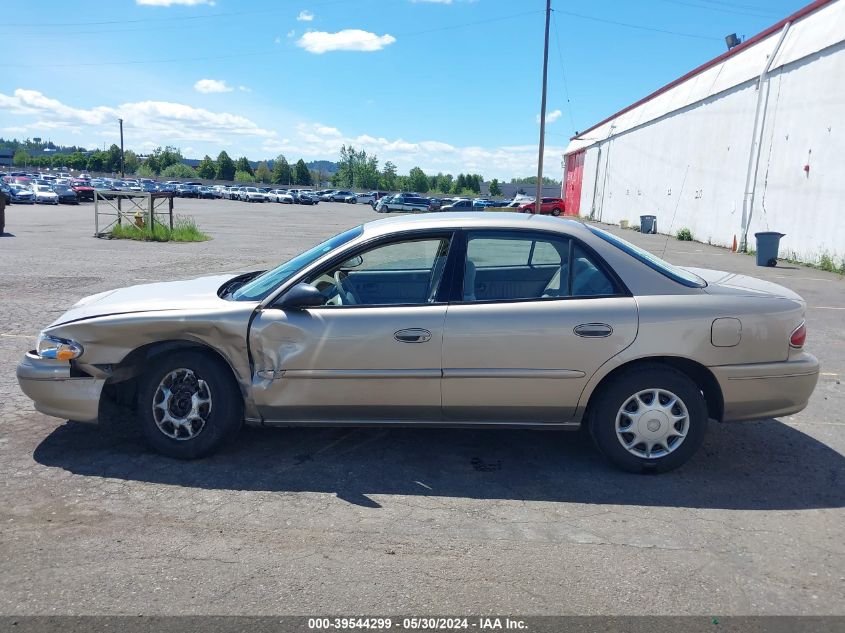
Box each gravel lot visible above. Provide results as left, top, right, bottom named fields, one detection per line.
left=0, top=198, right=843, bottom=615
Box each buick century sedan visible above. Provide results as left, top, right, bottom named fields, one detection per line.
left=17, top=213, right=819, bottom=472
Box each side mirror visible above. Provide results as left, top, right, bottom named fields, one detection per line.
left=340, top=254, right=364, bottom=268
left=276, top=283, right=325, bottom=309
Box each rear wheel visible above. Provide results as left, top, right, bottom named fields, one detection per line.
left=589, top=365, right=708, bottom=473
left=136, top=351, right=243, bottom=459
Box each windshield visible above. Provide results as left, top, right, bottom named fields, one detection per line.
left=588, top=225, right=706, bottom=288
left=231, top=225, right=364, bottom=301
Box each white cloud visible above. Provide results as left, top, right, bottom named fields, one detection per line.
left=0, top=88, right=563, bottom=179
left=536, top=109, right=562, bottom=124
left=297, top=29, right=396, bottom=54
left=238, top=85, right=252, bottom=92
left=274, top=35, right=281, bottom=44
left=287, top=29, right=296, bottom=38
left=297, top=9, right=314, bottom=21
left=194, top=79, right=233, bottom=93
left=0, top=88, right=275, bottom=148
left=136, top=0, right=215, bottom=5
left=263, top=122, right=564, bottom=180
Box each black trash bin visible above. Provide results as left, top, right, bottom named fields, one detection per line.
left=754, top=231, right=785, bottom=267
left=640, top=215, right=657, bottom=234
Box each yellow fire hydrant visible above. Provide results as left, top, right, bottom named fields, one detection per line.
left=133, top=212, right=146, bottom=229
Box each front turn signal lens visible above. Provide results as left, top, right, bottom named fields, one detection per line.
left=36, top=334, right=83, bottom=361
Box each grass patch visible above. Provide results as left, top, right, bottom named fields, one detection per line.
left=109, top=215, right=209, bottom=242
left=676, top=228, right=693, bottom=241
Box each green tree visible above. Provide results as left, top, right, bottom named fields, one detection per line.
left=215, top=151, right=235, bottom=181
left=234, top=169, right=254, bottom=183
left=489, top=178, right=502, bottom=197
left=380, top=161, right=397, bottom=191
left=434, top=173, right=453, bottom=193
left=235, top=156, right=254, bottom=176
left=123, top=150, right=140, bottom=175
left=452, top=174, right=466, bottom=194
left=106, top=144, right=123, bottom=173
left=254, top=161, right=272, bottom=184
left=293, top=159, right=312, bottom=185
left=271, top=155, right=292, bottom=185
left=137, top=163, right=156, bottom=178
left=510, top=175, right=561, bottom=186
left=161, top=163, right=198, bottom=179
left=86, top=151, right=107, bottom=172
left=146, top=146, right=183, bottom=175
left=196, top=155, right=216, bottom=179
left=12, top=149, right=30, bottom=166
left=408, top=166, right=429, bottom=193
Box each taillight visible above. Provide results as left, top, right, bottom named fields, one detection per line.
left=790, top=322, right=806, bottom=348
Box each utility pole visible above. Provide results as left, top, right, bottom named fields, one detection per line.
left=535, top=0, right=552, bottom=215
left=118, top=118, right=125, bottom=178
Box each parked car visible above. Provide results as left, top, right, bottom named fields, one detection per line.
left=473, top=199, right=500, bottom=209
left=16, top=214, right=819, bottom=472
left=52, top=185, right=79, bottom=204
left=439, top=198, right=474, bottom=212
left=1, top=182, right=11, bottom=205
left=9, top=185, right=34, bottom=204
left=198, top=186, right=216, bottom=199
left=377, top=193, right=431, bottom=213
left=319, top=190, right=338, bottom=202
left=34, top=185, right=59, bottom=205
left=330, top=190, right=355, bottom=202
left=239, top=187, right=267, bottom=203
left=174, top=184, right=198, bottom=198
left=267, top=189, right=294, bottom=203
left=294, top=190, right=319, bottom=205
left=342, top=193, right=359, bottom=204
left=519, top=197, right=566, bottom=216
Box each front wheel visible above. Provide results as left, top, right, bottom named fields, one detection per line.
left=136, top=351, right=243, bottom=459
left=589, top=365, right=708, bottom=473
left=551, top=207, right=562, bottom=216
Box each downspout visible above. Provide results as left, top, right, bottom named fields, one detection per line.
left=739, top=22, right=791, bottom=252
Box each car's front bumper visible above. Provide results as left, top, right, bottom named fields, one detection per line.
left=711, top=352, right=819, bottom=422
left=16, top=352, right=105, bottom=423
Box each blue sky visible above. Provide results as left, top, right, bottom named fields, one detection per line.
left=0, top=0, right=807, bottom=179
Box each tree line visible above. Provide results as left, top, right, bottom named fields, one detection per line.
left=5, top=138, right=529, bottom=195
left=329, top=144, right=486, bottom=195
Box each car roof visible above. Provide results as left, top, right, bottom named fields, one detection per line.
left=361, top=211, right=588, bottom=239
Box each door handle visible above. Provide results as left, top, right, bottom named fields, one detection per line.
left=573, top=323, right=613, bottom=337
left=394, top=328, right=432, bottom=343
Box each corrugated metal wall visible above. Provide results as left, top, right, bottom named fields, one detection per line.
left=566, top=0, right=845, bottom=264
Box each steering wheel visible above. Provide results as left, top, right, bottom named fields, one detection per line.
left=333, top=270, right=360, bottom=305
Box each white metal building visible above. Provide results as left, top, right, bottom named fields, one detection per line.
left=563, top=0, right=845, bottom=263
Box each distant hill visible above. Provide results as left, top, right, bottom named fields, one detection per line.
left=305, top=160, right=339, bottom=174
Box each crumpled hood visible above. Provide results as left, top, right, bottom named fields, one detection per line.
left=49, top=274, right=239, bottom=327
left=686, top=267, right=804, bottom=302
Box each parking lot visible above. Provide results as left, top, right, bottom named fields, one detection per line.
left=0, top=198, right=843, bottom=615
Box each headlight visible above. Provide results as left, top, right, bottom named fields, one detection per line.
left=36, top=333, right=83, bottom=361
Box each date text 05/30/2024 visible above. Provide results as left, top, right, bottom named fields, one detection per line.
left=307, top=617, right=528, bottom=630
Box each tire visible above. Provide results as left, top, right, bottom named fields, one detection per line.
left=551, top=207, right=562, bottom=216
left=589, top=364, right=708, bottom=473
left=136, top=351, right=243, bottom=459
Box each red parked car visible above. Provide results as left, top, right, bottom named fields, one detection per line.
left=518, top=197, right=565, bottom=216
left=71, top=180, right=95, bottom=202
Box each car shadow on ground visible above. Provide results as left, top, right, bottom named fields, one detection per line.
left=33, top=418, right=844, bottom=510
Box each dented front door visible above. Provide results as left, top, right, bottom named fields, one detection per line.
left=248, top=305, right=446, bottom=422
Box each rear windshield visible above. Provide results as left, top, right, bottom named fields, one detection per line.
left=588, top=225, right=706, bottom=288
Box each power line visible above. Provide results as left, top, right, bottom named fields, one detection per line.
left=656, top=0, right=780, bottom=19
left=555, top=8, right=722, bottom=41
left=551, top=8, right=577, bottom=135
left=0, top=51, right=267, bottom=69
